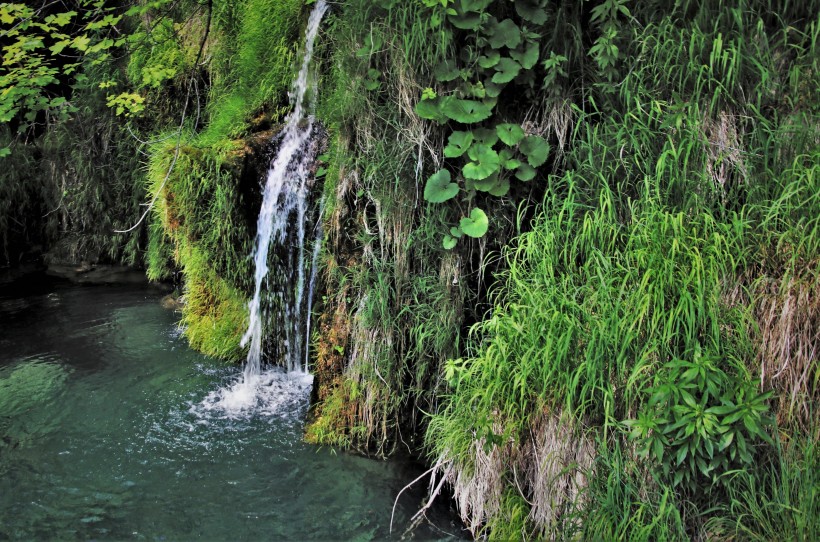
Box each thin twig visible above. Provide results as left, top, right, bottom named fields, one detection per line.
left=389, top=458, right=449, bottom=534
left=409, top=463, right=449, bottom=523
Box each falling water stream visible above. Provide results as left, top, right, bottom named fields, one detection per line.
left=201, top=0, right=327, bottom=415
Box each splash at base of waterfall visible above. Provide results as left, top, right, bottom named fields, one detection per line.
left=195, top=368, right=313, bottom=419
left=198, top=0, right=327, bottom=417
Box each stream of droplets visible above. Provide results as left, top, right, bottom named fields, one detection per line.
left=196, top=0, right=328, bottom=418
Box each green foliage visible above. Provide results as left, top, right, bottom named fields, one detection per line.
left=413, top=0, right=559, bottom=247
left=705, top=428, right=820, bottom=541
left=627, top=348, right=774, bottom=489
left=496, top=123, right=524, bottom=146
left=484, top=489, right=530, bottom=540
left=305, top=0, right=487, bottom=454
left=0, top=64, right=147, bottom=267
left=566, top=440, right=688, bottom=541
left=424, top=169, right=460, bottom=203
left=425, top=2, right=820, bottom=537
left=518, top=135, right=548, bottom=167
left=463, top=144, right=499, bottom=180
left=428, top=179, right=755, bottom=466
left=443, top=130, right=474, bottom=158
left=440, top=98, right=494, bottom=124
left=458, top=208, right=488, bottom=237
left=588, top=0, right=630, bottom=83
left=0, top=0, right=167, bottom=137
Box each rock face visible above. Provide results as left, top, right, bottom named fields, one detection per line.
left=45, top=264, right=155, bottom=286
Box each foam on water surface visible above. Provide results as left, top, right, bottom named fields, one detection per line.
left=194, top=368, right=313, bottom=420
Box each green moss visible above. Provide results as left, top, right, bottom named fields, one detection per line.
left=201, top=0, right=304, bottom=144
left=180, top=250, right=249, bottom=361
left=305, top=380, right=355, bottom=448
left=145, top=133, right=253, bottom=360
left=136, top=0, right=309, bottom=361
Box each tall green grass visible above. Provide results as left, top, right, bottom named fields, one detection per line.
left=423, top=1, right=819, bottom=537
left=705, top=426, right=819, bottom=540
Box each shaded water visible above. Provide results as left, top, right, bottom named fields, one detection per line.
left=0, top=276, right=465, bottom=540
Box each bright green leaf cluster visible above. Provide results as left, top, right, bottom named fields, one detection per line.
left=627, top=347, right=774, bottom=490
left=0, top=0, right=161, bottom=133
left=416, top=0, right=556, bottom=248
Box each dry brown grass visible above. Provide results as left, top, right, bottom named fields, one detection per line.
left=703, top=111, right=749, bottom=190
left=751, top=267, right=819, bottom=427
left=522, top=412, right=595, bottom=532
left=431, top=410, right=594, bottom=537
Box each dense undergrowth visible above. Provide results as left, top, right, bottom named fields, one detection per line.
left=2, top=0, right=818, bottom=539
left=416, top=0, right=820, bottom=538
left=299, top=0, right=820, bottom=538
left=0, top=67, right=145, bottom=268
left=304, top=0, right=538, bottom=453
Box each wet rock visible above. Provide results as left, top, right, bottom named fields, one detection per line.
left=160, top=294, right=184, bottom=311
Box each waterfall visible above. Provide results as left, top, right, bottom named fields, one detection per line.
left=198, top=0, right=327, bottom=416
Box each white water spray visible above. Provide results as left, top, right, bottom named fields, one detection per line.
left=199, top=0, right=327, bottom=416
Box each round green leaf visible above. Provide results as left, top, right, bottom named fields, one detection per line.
left=415, top=97, right=447, bottom=123
left=491, top=57, right=521, bottom=84
left=520, top=135, right=549, bottom=167
left=515, top=163, right=536, bottom=181
left=442, top=234, right=458, bottom=250
left=459, top=208, right=489, bottom=238
left=449, top=0, right=493, bottom=29
left=464, top=144, right=501, bottom=180
left=488, top=176, right=510, bottom=197
left=449, top=226, right=463, bottom=239
left=463, top=160, right=499, bottom=181
left=434, top=60, right=461, bottom=82
left=483, top=80, right=503, bottom=98
left=515, top=0, right=548, bottom=24
left=504, top=158, right=522, bottom=170
left=472, top=127, right=499, bottom=146
left=424, top=169, right=460, bottom=203
left=441, top=98, right=493, bottom=124
left=444, top=131, right=474, bottom=158
left=485, top=18, right=522, bottom=49
left=474, top=172, right=499, bottom=191
left=510, top=40, right=541, bottom=70
left=496, top=123, right=525, bottom=146
left=467, top=142, right=496, bottom=163
left=449, top=12, right=481, bottom=30
left=478, top=51, right=501, bottom=69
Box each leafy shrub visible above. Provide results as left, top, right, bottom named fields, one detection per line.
left=627, top=347, right=773, bottom=489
